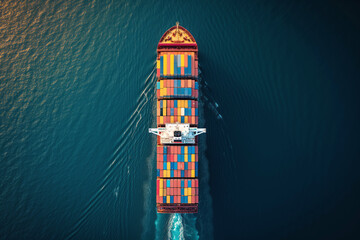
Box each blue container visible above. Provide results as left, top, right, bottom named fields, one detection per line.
left=181, top=180, right=185, bottom=187
left=171, top=108, right=174, bottom=116
left=188, top=180, right=191, bottom=188
left=174, top=100, right=178, bottom=108
left=174, top=162, right=177, bottom=170
left=195, top=162, right=198, bottom=169
left=195, top=108, right=198, bottom=116
left=157, top=169, right=160, bottom=176
left=188, top=55, right=192, bottom=75
left=181, top=171, right=185, bottom=178
left=157, top=82, right=160, bottom=89
left=167, top=179, right=170, bottom=188
left=189, top=88, right=192, bottom=96
left=163, top=146, right=167, bottom=153
left=188, top=154, right=192, bottom=162
left=181, top=188, right=184, bottom=195
left=171, top=170, right=174, bottom=178
left=185, top=163, right=188, bottom=170
left=160, top=56, right=163, bottom=76
left=181, top=116, right=184, bottom=123
left=195, top=82, right=198, bottom=89
left=184, top=196, right=188, bottom=203
left=174, top=56, right=178, bottom=75
left=195, top=170, right=198, bottom=177
left=181, top=146, right=184, bottom=154
left=163, top=196, right=166, bottom=203
left=170, top=196, right=174, bottom=203
left=163, top=154, right=167, bottom=162
left=163, top=162, right=167, bottom=170
left=160, top=100, right=163, bottom=108
left=177, top=55, right=181, bottom=67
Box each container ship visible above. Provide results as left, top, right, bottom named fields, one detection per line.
left=149, top=23, right=206, bottom=213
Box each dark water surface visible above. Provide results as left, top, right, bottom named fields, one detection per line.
left=1, top=0, right=360, bottom=239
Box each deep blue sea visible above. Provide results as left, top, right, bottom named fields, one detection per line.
left=1, top=0, right=360, bottom=239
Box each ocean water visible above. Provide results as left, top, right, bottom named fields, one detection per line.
left=1, top=0, right=360, bottom=239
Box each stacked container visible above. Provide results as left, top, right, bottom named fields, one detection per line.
left=156, top=100, right=199, bottom=125
left=156, top=179, right=199, bottom=204
left=155, top=25, right=200, bottom=213
left=156, top=52, right=198, bottom=78
left=157, top=145, right=198, bottom=178
left=157, top=79, right=199, bottom=99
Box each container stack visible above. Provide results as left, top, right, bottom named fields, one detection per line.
left=156, top=179, right=199, bottom=204
left=156, top=52, right=198, bottom=78
left=156, top=145, right=198, bottom=178
left=157, top=79, right=199, bottom=99
left=154, top=25, right=200, bottom=213
left=157, top=100, right=199, bottom=126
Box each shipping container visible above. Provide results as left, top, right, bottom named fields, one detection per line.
left=157, top=51, right=196, bottom=78
left=157, top=100, right=199, bottom=125
left=156, top=79, right=198, bottom=99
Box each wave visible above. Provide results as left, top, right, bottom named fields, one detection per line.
left=65, top=67, right=157, bottom=240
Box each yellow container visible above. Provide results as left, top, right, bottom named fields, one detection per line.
left=177, top=116, right=181, bottom=123
left=185, top=100, right=188, bottom=108
left=191, top=170, right=195, bottom=178
left=170, top=116, right=174, bottom=123
left=163, top=107, right=166, bottom=116
left=167, top=196, right=170, bottom=203
left=157, top=60, right=160, bottom=69
left=160, top=80, right=163, bottom=88
left=170, top=54, right=174, bottom=75
left=163, top=54, right=167, bottom=75
left=188, top=196, right=192, bottom=204
left=167, top=162, right=170, bottom=170
left=184, top=146, right=188, bottom=154
left=184, top=154, right=188, bottom=162
left=159, top=188, right=163, bottom=196
left=181, top=54, right=184, bottom=67
left=163, top=99, right=167, bottom=108
left=159, top=180, right=163, bottom=189
left=159, top=116, right=163, bottom=124
left=185, top=116, right=188, bottom=123
left=192, top=154, right=195, bottom=162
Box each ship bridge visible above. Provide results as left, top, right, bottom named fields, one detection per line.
left=149, top=123, right=206, bottom=144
